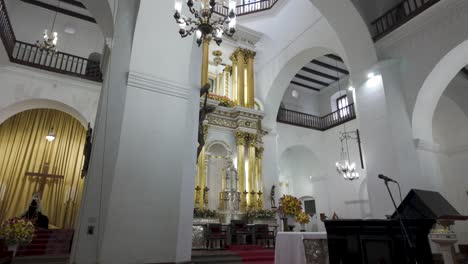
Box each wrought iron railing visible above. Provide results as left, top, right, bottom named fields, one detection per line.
left=214, top=0, right=279, bottom=17
left=371, top=0, right=440, bottom=41
left=277, top=104, right=356, bottom=131
left=0, top=0, right=102, bottom=82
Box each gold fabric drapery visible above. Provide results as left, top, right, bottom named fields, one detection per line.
left=0, top=109, right=86, bottom=228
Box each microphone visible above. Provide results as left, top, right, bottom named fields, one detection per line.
left=378, top=174, right=397, bottom=183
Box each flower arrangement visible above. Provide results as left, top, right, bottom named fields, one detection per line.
left=278, top=195, right=302, bottom=217
left=246, top=208, right=276, bottom=220
left=193, top=208, right=218, bottom=218
left=295, top=212, right=310, bottom=224
left=208, top=94, right=235, bottom=108
left=0, top=218, right=35, bottom=246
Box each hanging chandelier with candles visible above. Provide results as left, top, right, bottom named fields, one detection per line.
left=336, top=131, right=360, bottom=181
left=174, top=0, right=237, bottom=46
left=36, top=0, right=59, bottom=53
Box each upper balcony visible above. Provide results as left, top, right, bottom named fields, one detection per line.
left=214, top=0, right=280, bottom=17
left=370, top=0, right=440, bottom=41
left=0, top=0, right=103, bottom=82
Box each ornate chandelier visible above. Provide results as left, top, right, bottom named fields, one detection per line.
left=36, top=30, right=58, bottom=53
left=36, top=0, right=59, bottom=53
left=336, top=131, right=360, bottom=181
left=174, top=0, right=237, bottom=46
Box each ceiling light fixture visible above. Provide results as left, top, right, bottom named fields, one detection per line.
left=174, top=0, right=237, bottom=46
left=367, top=72, right=375, bottom=79
left=45, top=128, right=56, bottom=142
left=36, top=0, right=59, bottom=53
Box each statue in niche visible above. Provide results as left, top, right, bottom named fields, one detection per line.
left=270, top=185, right=276, bottom=208
left=225, top=158, right=238, bottom=192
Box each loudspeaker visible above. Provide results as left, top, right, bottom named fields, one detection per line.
left=392, top=189, right=460, bottom=219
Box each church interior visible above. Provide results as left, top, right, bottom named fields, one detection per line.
left=0, top=0, right=467, bottom=263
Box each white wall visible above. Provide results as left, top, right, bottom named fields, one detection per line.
left=275, top=120, right=370, bottom=231
left=432, top=96, right=468, bottom=244
left=0, top=65, right=100, bottom=126
left=281, top=85, right=320, bottom=116
left=5, top=0, right=105, bottom=58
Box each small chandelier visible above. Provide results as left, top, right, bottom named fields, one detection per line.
left=36, top=30, right=58, bottom=53
left=336, top=131, right=360, bottom=181
left=174, top=0, right=237, bottom=46
left=45, top=128, right=56, bottom=142
left=36, top=0, right=59, bottom=53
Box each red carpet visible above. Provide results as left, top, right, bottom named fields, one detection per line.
left=227, top=245, right=275, bottom=264
left=15, top=229, right=73, bottom=257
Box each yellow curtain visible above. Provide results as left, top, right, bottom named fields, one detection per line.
left=0, top=109, right=86, bottom=228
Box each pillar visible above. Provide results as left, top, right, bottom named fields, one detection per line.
left=234, top=49, right=246, bottom=107
left=245, top=50, right=256, bottom=108
left=247, top=133, right=257, bottom=208
left=256, top=146, right=264, bottom=209
left=235, top=131, right=246, bottom=211
left=230, top=55, right=238, bottom=104
left=73, top=1, right=203, bottom=263
left=223, top=66, right=231, bottom=97
left=201, top=37, right=210, bottom=87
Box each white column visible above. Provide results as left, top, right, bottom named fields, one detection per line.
left=71, top=1, right=140, bottom=263
left=355, top=59, right=423, bottom=218
left=261, top=130, right=280, bottom=209
left=72, top=1, right=202, bottom=263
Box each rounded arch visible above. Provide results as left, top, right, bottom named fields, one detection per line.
left=263, top=47, right=334, bottom=128
left=412, top=39, right=468, bottom=141
left=80, top=0, right=115, bottom=38
left=0, top=99, right=88, bottom=127
left=206, top=140, right=233, bottom=157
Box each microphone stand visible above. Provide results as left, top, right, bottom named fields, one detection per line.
left=384, top=180, right=414, bottom=263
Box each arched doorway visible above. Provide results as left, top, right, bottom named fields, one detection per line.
left=0, top=108, right=87, bottom=228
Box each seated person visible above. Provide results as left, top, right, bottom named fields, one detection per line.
left=20, top=198, right=49, bottom=229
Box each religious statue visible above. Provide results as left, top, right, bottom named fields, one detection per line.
left=81, top=123, right=93, bottom=178
left=197, top=84, right=216, bottom=158
left=225, top=158, right=238, bottom=192
left=270, top=185, right=276, bottom=208
left=20, top=193, right=49, bottom=229
left=203, top=186, right=209, bottom=206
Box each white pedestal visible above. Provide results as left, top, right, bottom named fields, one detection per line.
left=429, top=232, right=458, bottom=264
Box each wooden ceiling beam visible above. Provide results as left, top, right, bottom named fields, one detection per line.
left=311, top=60, right=349, bottom=75
left=325, top=54, right=344, bottom=62
left=20, top=0, right=96, bottom=23
left=290, top=81, right=320, bottom=92
left=59, top=0, right=86, bottom=9
left=295, top=74, right=329, bottom=86
left=461, top=67, right=468, bottom=78
left=301, top=66, right=339, bottom=81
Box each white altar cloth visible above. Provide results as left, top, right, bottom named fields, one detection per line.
left=275, top=231, right=327, bottom=264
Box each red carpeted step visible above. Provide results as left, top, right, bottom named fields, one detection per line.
left=15, top=229, right=74, bottom=257
left=227, top=245, right=274, bottom=263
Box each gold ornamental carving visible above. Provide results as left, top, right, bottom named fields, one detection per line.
left=235, top=131, right=246, bottom=145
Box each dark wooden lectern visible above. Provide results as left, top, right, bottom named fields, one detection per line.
left=325, top=189, right=463, bottom=264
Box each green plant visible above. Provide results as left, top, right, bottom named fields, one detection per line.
left=245, top=208, right=276, bottom=220
left=193, top=208, right=218, bottom=218
left=0, top=218, right=35, bottom=246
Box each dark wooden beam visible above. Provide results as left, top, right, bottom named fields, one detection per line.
left=461, top=67, right=468, bottom=78
left=295, top=74, right=329, bottom=86
left=59, top=0, right=86, bottom=9
left=290, top=81, right=320, bottom=92
left=311, top=60, right=349, bottom=75
left=20, top=0, right=96, bottom=23
left=301, top=66, right=339, bottom=81
left=325, top=54, right=344, bottom=62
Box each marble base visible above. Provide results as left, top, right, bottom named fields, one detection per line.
left=218, top=211, right=244, bottom=224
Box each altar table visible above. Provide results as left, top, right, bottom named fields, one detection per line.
left=275, top=232, right=328, bottom=264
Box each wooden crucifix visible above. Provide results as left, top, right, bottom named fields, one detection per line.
left=25, top=162, right=64, bottom=199
left=197, top=83, right=216, bottom=158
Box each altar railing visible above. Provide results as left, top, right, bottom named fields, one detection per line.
left=277, top=104, right=356, bottom=131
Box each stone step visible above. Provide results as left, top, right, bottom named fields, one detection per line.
left=12, top=255, right=69, bottom=264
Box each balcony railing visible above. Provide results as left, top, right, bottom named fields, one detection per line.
left=214, top=0, right=279, bottom=17
left=277, top=104, right=356, bottom=131
left=0, top=0, right=102, bottom=82
left=371, top=0, right=440, bottom=41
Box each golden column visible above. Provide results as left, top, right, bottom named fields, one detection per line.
left=197, top=124, right=209, bottom=208
left=255, top=146, right=264, bottom=209
left=223, top=66, right=232, bottom=97
left=235, top=131, right=246, bottom=211
left=234, top=49, right=246, bottom=107
left=230, top=55, right=238, bottom=104
left=246, top=133, right=257, bottom=208
left=245, top=50, right=256, bottom=108
left=201, top=37, right=210, bottom=87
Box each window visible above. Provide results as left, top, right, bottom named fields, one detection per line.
left=336, top=95, right=349, bottom=118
